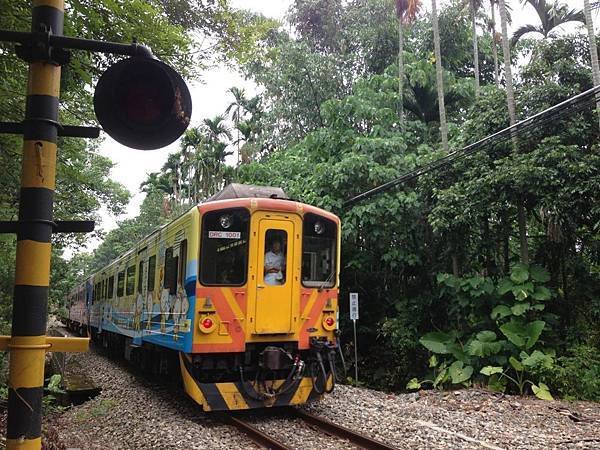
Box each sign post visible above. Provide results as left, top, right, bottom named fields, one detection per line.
left=349, top=292, right=359, bottom=384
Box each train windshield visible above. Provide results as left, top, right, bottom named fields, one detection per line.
left=302, top=214, right=336, bottom=288
left=200, top=208, right=250, bottom=286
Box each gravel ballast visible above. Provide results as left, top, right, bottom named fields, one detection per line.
left=39, top=345, right=600, bottom=449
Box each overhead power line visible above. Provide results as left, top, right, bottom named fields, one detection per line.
left=343, top=84, right=600, bottom=207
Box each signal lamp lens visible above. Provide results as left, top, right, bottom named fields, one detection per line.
left=219, top=214, right=233, bottom=229
left=202, top=318, right=213, bottom=329
left=94, top=57, right=192, bottom=150
left=325, top=317, right=335, bottom=327
left=314, top=221, right=324, bottom=234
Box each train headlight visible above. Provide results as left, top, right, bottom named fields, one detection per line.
left=314, top=221, right=324, bottom=234
left=219, top=214, right=233, bottom=229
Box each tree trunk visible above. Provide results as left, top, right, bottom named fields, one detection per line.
left=431, top=0, right=449, bottom=152
left=470, top=0, right=480, bottom=96
left=451, top=254, right=460, bottom=277
left=398, top=16, right=405, bottom=129
left=490, top=1, right=500, bottom=88
left=583, top=0, right=600, bottom=131
left=499, top=0, right=529, bottom=264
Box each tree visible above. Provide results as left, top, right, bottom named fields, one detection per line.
left=583, top=0, right=600, bottom=130
left=511, top=0, right=584, bottom=47
left=431, top=0, right=449, bottom=151
left=225, top=87, right=249, bottom=164
left=486, top=0, right=501, bottom=87
left=395, top=0, right=422, bottom=127
left=467, top=0, right=483, bottom=96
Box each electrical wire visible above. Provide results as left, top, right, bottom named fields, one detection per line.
left=343, top=85, right=600, bottom=207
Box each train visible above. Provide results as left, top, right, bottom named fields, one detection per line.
left=62, top=184, right=341, bottom=411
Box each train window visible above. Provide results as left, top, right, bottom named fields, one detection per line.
left=164, top=247, right=178, bottom=295
left=302, top=214, right=336, bottom=288
left=117, top=271, right=125, bottom=297
left=178, top=240, right=187, bottom=285
left=137, top=260, right=144, bottom=293
left=264, top=229, right=287, bottom=285
left=108, top=275, right=114, bottom=299
left=126, top=265, right=136, bottom=296
left=200, top=208, right=250, bottom=286
left=147, top=255, right=156, bottom=292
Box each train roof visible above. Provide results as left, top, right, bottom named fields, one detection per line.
left=205, top=183, right=288, bottom=202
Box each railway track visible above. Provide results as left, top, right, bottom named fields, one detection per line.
left=222, top=407, right=398, bottom=450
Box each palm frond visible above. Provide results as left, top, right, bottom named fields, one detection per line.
left=511, top=23, right=543, bottom=47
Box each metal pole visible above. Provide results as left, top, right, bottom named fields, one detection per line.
left=353, top=319, right=358, bottom=384
left=6, top=1, right=64, bottom=448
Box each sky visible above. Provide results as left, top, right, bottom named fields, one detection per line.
left=90, top=0, right=596, bottom=252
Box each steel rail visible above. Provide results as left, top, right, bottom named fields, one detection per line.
left=289, top=408, right=399, bottom=450
left=224, top=414, right=292, bottom=450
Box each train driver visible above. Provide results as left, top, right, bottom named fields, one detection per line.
left=264, top=239, right=285, bottom=285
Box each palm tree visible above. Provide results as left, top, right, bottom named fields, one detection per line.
left=395, top=0, right=421, bottom=129
left=225, top=87, right=248, bottom=164
left=466, top=0, right=484, bottom=96
left=203, top=115, right=232, bottom=143
left=583, top=0, right=600, bottom=130
left=499, top=0, right=529, bottom=264
left=487, top=0, right=500, bottom=87
left=431, top=0, right=449, bottom=151
left=511, top=0, right=584, bottom=47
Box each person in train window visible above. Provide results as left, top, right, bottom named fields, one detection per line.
left=264, top=239, right=285, bottom=285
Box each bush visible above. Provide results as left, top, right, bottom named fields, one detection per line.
left=532, top=344, right=600, bottom=402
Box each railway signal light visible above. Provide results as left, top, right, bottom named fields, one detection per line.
left=94, top=57, right=192, bottom=150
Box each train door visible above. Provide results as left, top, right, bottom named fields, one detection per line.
left=254, top=218, right=297, bottom=334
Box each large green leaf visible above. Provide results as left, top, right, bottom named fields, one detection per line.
left=419, top=332, right=454, bottom=354
left=433, top=367, right=448, bottom=388
left=511, top=302, right=531, bottom=316
left=524, top=320, right=546, bottom=349
left=500, top=319, right=526, bottom=348
left=466, top=331, right=502, bottom=357
left=406, top=378, right=421, bottom=390
left=532, top=382, right=553, bottom=400
left=512, top=282, right=534, bottom=300
left=510, top=264, right=530, bottom=284
left=480, top=366, right=504, bottom=376
left=497, top=278, right=514, bottom=295
left=529, top=265, right=551, bottom=283
left=448, top=361, right=473, bottom=384
left=476, top=330, right=497, bottom=342
left=532, top=286, right=552, bottom=301
left=509, top=356, right=524, bottom=372
left=522, top=350, right=554, bottom=369
left=491, top=305, right=512, bottom=320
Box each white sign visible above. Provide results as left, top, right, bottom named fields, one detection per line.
left=349, top=292, right=359, bottom=321
left=208, top=231, right=241, bottom=239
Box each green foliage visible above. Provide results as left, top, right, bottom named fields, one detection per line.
left=531, top=345, right=600, bottom=402
left=413, top=264, right=557, bottom=399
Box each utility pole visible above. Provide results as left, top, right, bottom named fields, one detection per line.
left=0, top=1, right=192, bottom=447
left=7, top=2, right=67, bottom=448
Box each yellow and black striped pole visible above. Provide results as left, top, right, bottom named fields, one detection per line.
left=7, top=1, right=64, bottom=448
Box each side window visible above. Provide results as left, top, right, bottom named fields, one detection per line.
left=117, top=271, right=125, bottom=297
left=126, top=265, right=136, bottom=296
left=178, top=240, right=187, bottom=286
left=137, top=260, right=144, bottom=293
left=108, top=276, right=114, bottom=299
left=164, top=247, right=178, bottom=295
left=147, top=255, right=156, bottom=292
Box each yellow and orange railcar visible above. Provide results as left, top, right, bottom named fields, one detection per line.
left=64, top=185, right=341, bottom=411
